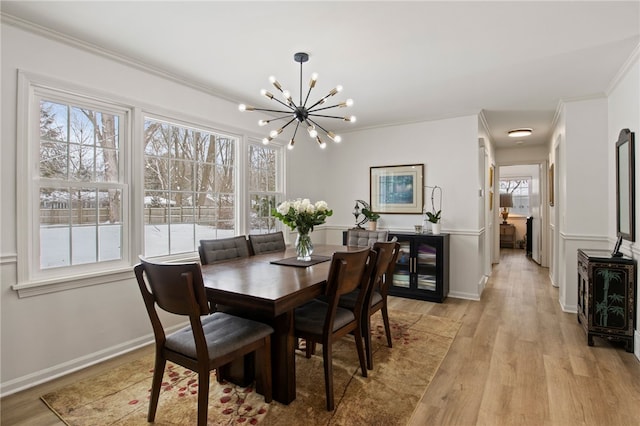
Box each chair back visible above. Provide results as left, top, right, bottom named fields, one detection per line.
left=324, top=247, right=377, bottom=326
left=371, top=241, right=401, bottom=298
left=346, top=228, right=389, bottom=247
left=198, top=236, right=250, bottom=264
left=249, top=231, right=286, bottom=255
left=135, top=258, right=210, bottom=317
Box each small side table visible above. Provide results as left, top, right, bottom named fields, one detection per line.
left=500, top=223, right=516, bottom=248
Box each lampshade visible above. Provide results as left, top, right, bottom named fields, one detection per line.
left=500, top=193, right=513, bottom=208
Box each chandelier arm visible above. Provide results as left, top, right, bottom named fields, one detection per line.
left=262, top=114, right=297, bottom=124
left=291, top=121, right=301, bottom=139
left=306, top=118, right=331, bottom=136
left=306, top=95, right=332, bottom=111
left=308, top=113, right=349, bottom=120
left=279, top=117, right=298, bottom=131
left=308, top=103, right=346, bottom=113
left=250, top=107, right=295, bottom=114
left=270, top=96, right=297, bottom=110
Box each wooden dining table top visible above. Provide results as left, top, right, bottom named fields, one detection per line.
left=201, top=244, right=352, bottom=317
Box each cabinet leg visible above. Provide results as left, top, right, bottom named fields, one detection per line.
left=587, top=334, right=594, bottom=347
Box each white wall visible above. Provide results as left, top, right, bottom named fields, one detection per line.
left=323, top=116, right=486, bottom=300
left=606, top=46, right=640, bottom=359
left=548, top=98, right=609, bottom=312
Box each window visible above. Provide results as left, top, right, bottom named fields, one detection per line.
left=248, top=142, right=282, bottom=234
left=499, top=177, right=530, bottom=216
left=19, top=82, right=129, bottom=282
left=143, top=117, right=238, bottom=257
left=16, top=73, right=284, bottom=292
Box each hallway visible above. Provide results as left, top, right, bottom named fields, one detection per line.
left=398, top=248, right=640, bottom=425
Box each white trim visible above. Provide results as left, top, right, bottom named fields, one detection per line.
left=607, top=42, right=640, bottom=96
left=0, top=254, right=18, bottom=265
left=12, top=267, right=133, bottom=298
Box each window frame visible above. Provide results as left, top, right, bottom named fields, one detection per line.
left=15, top=72, right=133, bottom=295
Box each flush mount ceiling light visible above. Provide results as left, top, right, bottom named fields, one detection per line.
left=238, top=52, right=355, bottom=150
left=507, top=128, right=533, bottom=138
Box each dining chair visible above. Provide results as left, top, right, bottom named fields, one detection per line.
left=337, top=240, right=401, bottom=370
left=294, top=247, right=377, bottom=411
left=346, top=228, right=389, bottom=247
left=248, top=231, right=286, bottom=255
left=198, top=236, right=250, bottom=265
left=134, top=258, right=273, bottom=426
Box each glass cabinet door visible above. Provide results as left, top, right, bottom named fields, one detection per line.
left=416, top=241, right=437, bottom=291
left=392, top=240, right=412, bottom=288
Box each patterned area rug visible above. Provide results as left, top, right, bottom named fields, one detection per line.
left=41, top=310, right=460, bottom=425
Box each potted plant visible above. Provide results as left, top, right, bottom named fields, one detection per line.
left=362, top=208, right=380, bottom=231
left=425, top=185, right=442, bottom=234
left=426, top=210, right=441, bottom=235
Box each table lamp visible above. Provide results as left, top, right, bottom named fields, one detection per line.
left=500, top=193, right=513, bottom=224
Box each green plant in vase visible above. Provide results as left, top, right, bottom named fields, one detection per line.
left=362, top=208, right=380, bottom=230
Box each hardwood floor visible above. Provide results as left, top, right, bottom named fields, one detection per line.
left=2, top=249, right=640, bottom=425
left=404, top=249, right=640, bottom=426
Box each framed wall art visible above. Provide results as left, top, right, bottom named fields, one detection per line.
left=370, top=164, right=424, bottom=214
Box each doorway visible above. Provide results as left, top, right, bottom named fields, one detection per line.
left=498, top=164, right=543, bottom=264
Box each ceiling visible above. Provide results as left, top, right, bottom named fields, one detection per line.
left=2, top=1, right=639, bottom=149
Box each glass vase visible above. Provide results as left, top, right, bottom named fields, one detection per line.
left=295, top=231, right=314, bottom=261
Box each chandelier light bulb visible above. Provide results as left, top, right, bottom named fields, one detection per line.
left=309, top=73, right=318, bottom=88
left=258, top=119, right=269, bottom=126
left=316, top=136, right=326, bottom=149
left=282, top=90, right=292, bottom=102
left=327, top=132, right=342, bottom=143
left=262, top=137, right=272, bottom=145
left=287, top=139, right=295, bottom=150
left=261, top=89, right=274, bottom=99
left=238, top=104, right=247, bottom=111
left=345, top=98, right=354, bottom=107
left=344, top=115, right=356, bottom=123
left=269, top=128, right=283, bottom=138
left=269, top=76, right=282, bottom=91
left=307, top=125, right=318, bottom=138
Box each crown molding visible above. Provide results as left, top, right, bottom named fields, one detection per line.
left=0, top=12, right=239, bottom=105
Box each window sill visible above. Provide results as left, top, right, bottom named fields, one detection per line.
left=12, top=267, right=134, bottom=298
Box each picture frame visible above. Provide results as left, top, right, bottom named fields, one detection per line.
left=370, top=164, right=424, bottom=214
left=489, top=165, right=494, bottom=187
left=489, top=190, right=494, bottom=211
left=616, top=128, right=635, bottom=242
left=548, top=163, right=555, bottom=206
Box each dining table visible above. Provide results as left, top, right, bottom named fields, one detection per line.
left=201, top=244, right=351, bottom=404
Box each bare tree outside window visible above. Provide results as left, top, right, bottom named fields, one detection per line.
left=38, top=99, right=124, bottom=268
left=143, top=118, right=237, bottom=257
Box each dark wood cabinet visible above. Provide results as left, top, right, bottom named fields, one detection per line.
left=577, top=249, right=636, bottom=352
left=387, top=233, right=449, bottom=303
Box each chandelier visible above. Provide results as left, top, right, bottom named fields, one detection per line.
left=238, top=52, right=355, bottom=150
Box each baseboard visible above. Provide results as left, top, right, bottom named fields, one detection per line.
left=448, top=290, right=481, bottom=301
left=0, top=334, right=155, bottom=398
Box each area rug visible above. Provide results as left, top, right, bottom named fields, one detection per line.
left=41, top=311, right=460, bottom=425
